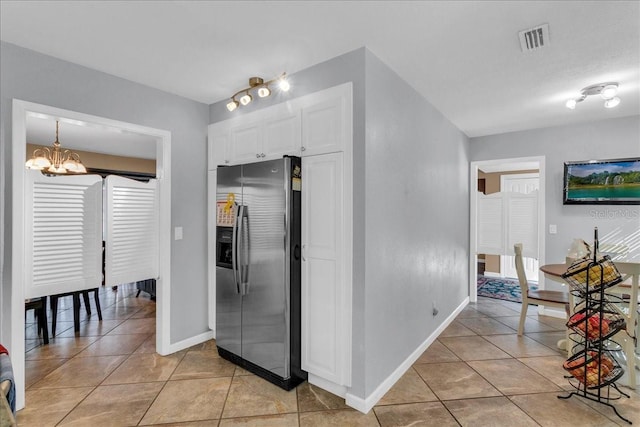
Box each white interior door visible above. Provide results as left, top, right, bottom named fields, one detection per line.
left=25, top=170, right=103, bottom=298
left=104, top=175, right=159, bottom=286
left=501, top=173, right=539, bottom=279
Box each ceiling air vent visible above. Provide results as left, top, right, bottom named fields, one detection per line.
left=519, top=24, right=549, bottom=52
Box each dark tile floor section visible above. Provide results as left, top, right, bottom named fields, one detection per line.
left=20, top=287, right=640, bottom=426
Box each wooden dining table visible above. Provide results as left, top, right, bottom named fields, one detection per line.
left=540, top=260, right=640, bottom=389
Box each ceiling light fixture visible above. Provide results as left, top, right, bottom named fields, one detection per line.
left=565, top=82, right=621, bottom=110
left=226, top=73, right=290, bottom=111
left=25, top=120, right=87, bottom=174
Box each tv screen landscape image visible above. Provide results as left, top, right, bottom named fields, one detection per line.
left=563, top=158, right=640, bottom=205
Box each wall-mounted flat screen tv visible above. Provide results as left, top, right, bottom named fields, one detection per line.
left=563, top=157, right=640, bottom=205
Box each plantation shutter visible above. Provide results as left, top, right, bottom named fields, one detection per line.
left=104, top=175, right=159, bottom=287
left=506, top=191, right=538, bottom=258
left=477, top=191, right=539, bottom=257
left=477, top=193, right=504, bottom=255
left=25, top=170, right=103, bottom=298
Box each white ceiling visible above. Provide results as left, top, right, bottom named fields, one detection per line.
left=2, top=1, right=639, bottom=139
left=26, top=114, right=158, bottom=159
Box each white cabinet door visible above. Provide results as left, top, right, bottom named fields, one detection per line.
left=301, top=92, right=349, bottom=156
left=229, top=120, right=263, bottom=164
left=301, top=153, right=347, bottom=385
left=208, top=123, right=229, bottom=168
left=262, top=107, right=301, bottom=160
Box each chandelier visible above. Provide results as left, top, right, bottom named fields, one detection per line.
left=25, top=120, right=87, bottom=174
left=226, top=72, right=290, bottom=111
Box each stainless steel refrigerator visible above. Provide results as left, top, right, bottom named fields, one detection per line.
left=215, top=156, right=306, bottom=390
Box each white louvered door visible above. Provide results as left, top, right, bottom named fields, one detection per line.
left=104, top=175, right=159, bottom=287
left=25, top=170, right=103, bottom=298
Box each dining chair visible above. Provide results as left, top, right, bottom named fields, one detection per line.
left=515, top=243, right=570, bottom=336
left=24, top=297, right=49, bottom=345
left=50, top=289, right=102, bottom=336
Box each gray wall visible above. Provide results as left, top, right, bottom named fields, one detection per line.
left=363, top=50, right=470, bottom=395
left=470, top=116, right=640, bottom=288
left=210, top=47, right=471, bottom=400
left=1, top=42, right=210, bottom=347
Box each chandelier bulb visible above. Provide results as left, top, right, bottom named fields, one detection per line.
left=566, top=99, right=577, bottom=109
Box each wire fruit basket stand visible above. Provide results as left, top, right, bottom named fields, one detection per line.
left=559, top=227, right=632, bottom=424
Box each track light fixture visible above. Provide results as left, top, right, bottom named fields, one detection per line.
left=565, top=82, right=620, bottom=110
left=226, top=73, right=290, bottom=111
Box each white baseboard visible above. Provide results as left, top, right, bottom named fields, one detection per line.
left=158, top=330, right=215, bottom=355
left=482, top=271, right=501, bottom=278
left=345, top=297, right=470, bottom=414
left=308, top=373, right=348, bottom=398
left=538, top=306, right=566, bottom=319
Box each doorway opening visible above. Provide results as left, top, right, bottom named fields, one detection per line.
left=469, top=156, right=546, bottom=303
left=11, top=99, right=172, bottom=410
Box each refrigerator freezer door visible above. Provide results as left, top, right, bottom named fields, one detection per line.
left=240, top=158, right=291, bottom=378
left=216, top=166, right=243, bottom=357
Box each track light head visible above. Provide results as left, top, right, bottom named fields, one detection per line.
left=604, top=96, right=620, bottom=108
left=600, top=84, right=618, bottom=100
left=278, top=78, right=290, bottom=92
left=239, top=92, right=252, bottom=106
left=226, top=99, right=239, bottom=112
left=257, top=86, right=271, bottom=98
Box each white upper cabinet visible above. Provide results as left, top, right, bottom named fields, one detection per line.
left=301, top=95, right=347, bottom=156
left=208, top=83, right=352, bottom=168
left=229, top=118, right=263, bottom=164
left=208, top=106, right=301, bottom=167
left=208, top=125, right=229, bottom=169
left=262, top=106, right=301, bottom=160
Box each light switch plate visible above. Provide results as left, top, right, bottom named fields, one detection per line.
left=549, top=224, right=557, bottom=234
left=174, top=226, right=183, bottom=240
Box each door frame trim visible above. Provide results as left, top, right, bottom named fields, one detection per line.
left=469, top=156, right=546, bottom=303
left=11, top=99, right=172, bottom=410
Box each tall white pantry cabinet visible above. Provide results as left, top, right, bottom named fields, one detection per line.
left=207, top=83, right=353, bottom=394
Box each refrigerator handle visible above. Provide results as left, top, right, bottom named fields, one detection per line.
left=232, top=205, right=242, bottom=294
left=237, top=205, right=247, bottom=295
left=301, top=244, right=306, bottom=262
left=240, top=206, right=250, bottom=295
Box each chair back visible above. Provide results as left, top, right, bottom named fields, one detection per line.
left=513, top=243, right=529, bottom=297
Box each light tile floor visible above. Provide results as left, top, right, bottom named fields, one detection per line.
left=20, top=286, right=640, bottom=426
